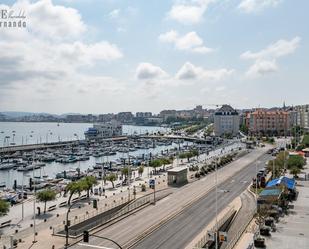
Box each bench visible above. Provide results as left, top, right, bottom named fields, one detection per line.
left=59, top=201, right=67, bottom=207
left=48, top=205, right=57, bottom=212
left=0, top=220, right=11, bottom=229
left=80, top=195, right=87, bottom=200
left=71, top=197, right=79, bottom=203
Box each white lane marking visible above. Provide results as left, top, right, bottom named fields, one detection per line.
left=78, top=243, right=115, bottom=249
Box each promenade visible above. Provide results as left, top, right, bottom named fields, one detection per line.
left=0, top=141, right=243, bottom=248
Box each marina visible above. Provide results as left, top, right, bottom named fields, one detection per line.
left=0, top=134, right=201, bottom=190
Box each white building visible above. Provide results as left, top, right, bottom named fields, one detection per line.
left=84, top=120, right=122, bottom=140
left=214, top=105, right=240, bottom=136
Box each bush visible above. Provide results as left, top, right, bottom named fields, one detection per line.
left=141, top=184, right=146, bottom=192
left=287, top=155, right=306, bottom=170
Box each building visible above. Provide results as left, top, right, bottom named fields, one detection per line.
left=84, top=120, right=122, bottom=140
left=167, top=167, right=188, bottom=186
left=159, top=110, right=177, bottom=121
left=245, top=109, right=291, bottom=136
left=115, top=112, right=134, bottom=123
left=66, top=114, right=97, bottom=123
left=136, top=112, right=152, bottom=118
left=98, top=113, right=114, bottom=122
left=214, top=105, right=240, bottom=136
left=294, top=104, right=309, bottom=131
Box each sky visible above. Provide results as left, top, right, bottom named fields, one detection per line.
left=0, top=0, right=308, bottom=114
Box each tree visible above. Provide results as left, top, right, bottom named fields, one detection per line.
left=66, top=181, right=85, bottom=205
left=82, top=176, right=97, bottom=198
left=149, top=159, right=162, bottom=173
left=287, top=155, right=306, bottom=170
left=106, top=174, right=117, bottom=188
left=138, top=166, right=144, bottom=177
left=121, top=167, right=129, bottom=180
left=240, top=124, right=248, bottom=135
left=0, top=199, right=9, bottom=216
left=36, top=189, right=57, bottom=213
left=290, top=167, right=301, bottom=178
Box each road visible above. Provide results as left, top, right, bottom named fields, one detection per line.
left=132, top=154, right=271, bottom=249
left=70, top=147, right=271, bottom=249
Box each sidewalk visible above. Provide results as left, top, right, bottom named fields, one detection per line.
left=264, top=167, right=309, bottom=249
left=234, top=161, right=309, bottom=249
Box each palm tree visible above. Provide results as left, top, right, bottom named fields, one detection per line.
left=82, top=176, right=97, bottom=198
left=107, top=174, right=117, bottom=188
left=0, top=199, right=9, bottom=216
left=66, top=181, right=85, bottom=205
left=36, top=189, right=57, bottom=213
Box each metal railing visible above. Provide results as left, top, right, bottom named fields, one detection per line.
left=193, top=208, right=235, bottom=249
left=224, top=209, right=256, bottom=249
left=53, top=194, right=152, bottom=237
left=52, top=196, right=131, bottom=235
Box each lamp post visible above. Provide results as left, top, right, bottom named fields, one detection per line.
left=65, top=200, right=82, bottom=248
left=32, top=160, right=37, bottom=243
left=21, top=171, right=25, bottom=220
left=127, top=139, right=131, bottom=201
left=215, top=156, right=218, bottom=249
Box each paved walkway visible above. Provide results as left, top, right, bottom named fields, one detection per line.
left=264, top=167, right=309, bottom=249
left=234, top=160, right=309, bottom=249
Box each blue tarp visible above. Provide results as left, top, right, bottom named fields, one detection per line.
left=266, top=176, right=295, bottom=190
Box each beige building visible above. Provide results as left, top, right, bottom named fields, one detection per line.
left=245, top=109, right=291, bottom=136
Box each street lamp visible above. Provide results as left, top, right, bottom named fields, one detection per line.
left=32, top=158, right=37, bottom=243
left=65, top=200, right=84, bottom=248
left=215, top=156, right=219, bottom=249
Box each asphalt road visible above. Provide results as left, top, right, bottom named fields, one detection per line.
left=132, top=153, right=271, bottom=249
left=70, top=147, right=271, bottom=249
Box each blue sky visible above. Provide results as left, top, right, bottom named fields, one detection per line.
left=0, top=0, right=308, bottom=114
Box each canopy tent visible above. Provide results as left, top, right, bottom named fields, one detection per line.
left=266, top=176, right=295, bottom=190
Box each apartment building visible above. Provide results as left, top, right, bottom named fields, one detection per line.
left=245, top=109, right=291, bottom=136
left=214, top=105, right=240, bottom=136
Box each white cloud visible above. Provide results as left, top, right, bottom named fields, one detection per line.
left=18, top=0, right=86, bottom=39
left=167, top=0, right=216, bottom=25
left=241, top=37, right=300, bottom=60
left=135, top=63, right=168, bottom=80
left=241, top=37, right=300, bottom=77
left=215, top=86, right=226, bottom=91
left=159, top=30, right=213, bottom=54
left=246, top=60, right=278, bottom=78
left=238, top=0, right=281, bottom=13
left=176, top=62, right=234, bottom=81
left=0, top=0, right=123, bottom=105
left=108, top=9, right=120, bottom=19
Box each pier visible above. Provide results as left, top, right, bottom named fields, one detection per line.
left=0, top=136, right=128, bottom=155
